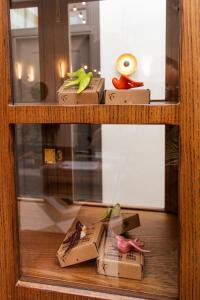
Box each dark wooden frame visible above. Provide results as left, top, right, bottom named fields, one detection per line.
left=0, top=0, right=200, bottom=299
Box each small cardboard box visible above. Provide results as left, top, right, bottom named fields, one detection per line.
left=104, top=213, right=140, bottom=235
left=58, top=78, right=105, bottom=105
left=57, top=222, right=103, bottom=267
left=105, top=89, right=150, bottom=105
left=97, top=231, right=144, bottom=280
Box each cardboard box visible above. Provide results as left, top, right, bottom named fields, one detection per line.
left=104, top=213, right=140, bottom=235
left=97, top=231, right=144, bottom=280
left=58, top=78, right=105, bottom=105
left=105, top=89, right=150, bottom=104
left=57, top=222, right=103, bottom=267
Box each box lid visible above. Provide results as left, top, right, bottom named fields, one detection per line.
left=57, top=222, right=103, bottom=267
left=106, top=213, right=140, bottom=235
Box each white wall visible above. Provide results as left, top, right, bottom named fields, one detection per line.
left=100, top=0, right=166, bottom=100
left=100, top=0, right=166, bottom=209
left=101, top=126, right=165, bottom=209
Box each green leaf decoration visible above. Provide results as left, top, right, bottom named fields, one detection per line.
left=100, top=207, right=112, bottom=222
left=111, top=203, right=121, bottom=218
left=64, top=68, right=93, bottom=94
left=101, top=203, right=121, bottom=222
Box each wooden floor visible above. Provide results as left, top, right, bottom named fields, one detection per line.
left=20, top=204, right=179, bottom=300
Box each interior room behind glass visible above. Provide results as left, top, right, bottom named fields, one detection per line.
left=11, top=0, right=179, bottom=209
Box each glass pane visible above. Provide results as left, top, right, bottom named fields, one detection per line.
left=15, top=124, right=179, bottom=299
left=10, top=7, right=38, bottom=29
left=9, top=0, right=180, bottom=103
left=10, top=6, right=40, bottom=103
left=69, top=4, right=87, bottom=25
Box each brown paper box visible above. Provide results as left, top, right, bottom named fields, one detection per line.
left=57, top=222, right=103, bottom=267
left=57, top=78, right=105, bottom=105
left=105, top=89, right=150, bottom=105
left=104, top=213, right=140, bottom=235
left=97, top=231, right=144, bottom=280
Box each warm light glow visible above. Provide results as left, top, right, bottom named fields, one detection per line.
left=58, top=61, right=66, bottom=79
left=15, top=62, right=23, bottom=80
left=93, top=69, right=97, bottom=73
left=82, top=19, right=86, bottom=24
left=27, top=65, right=35, bottom=82
left=84, top=65, right=88, bottom=70
left=79, top=12, right=83, bottom=18
left=82, top=2, right=86, bottom=5
left=73, top=7, right=77, bottom=12
left=98, top=71, right=101, bottom=75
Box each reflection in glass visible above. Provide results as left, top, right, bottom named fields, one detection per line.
left=15, top=124, right=178, bottom=298
left=69, top=4, right=87, bottom=25
left=15, top=124, right=167, bottom=208
left=10, top=0, right=179, bottom=103
left=10, top=7, right=40, bottom=103
left=10, top=7, right=38, bottom=29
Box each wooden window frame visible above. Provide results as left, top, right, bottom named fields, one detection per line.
left=0, top=0, right=200, bottom=299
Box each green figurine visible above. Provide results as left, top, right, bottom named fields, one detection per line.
left=64, top=68, right=93, bottom=94
left=100, top=203, right=121, bottom=222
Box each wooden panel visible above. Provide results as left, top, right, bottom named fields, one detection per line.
left=8, top=103, right=180, bottom=125
left=179, top=0, right=200, bottom=299
left=166, top=0, right=180, bottom=102
left=18, top=205, right=178, bottom=300
left=0, top=2, right=19, bottom=300
left=16, top=281, right=143, bottom=300
left=0, top=0, right=200, bottom=300
left=165, top=125, right=179, bottom=214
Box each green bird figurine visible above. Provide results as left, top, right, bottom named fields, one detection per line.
left=64, top=68, right=93, bottom=94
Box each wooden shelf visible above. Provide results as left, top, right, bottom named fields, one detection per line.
left=8, top=102, right=179, bottom=125
left=19, top=205, right=179, bottom=300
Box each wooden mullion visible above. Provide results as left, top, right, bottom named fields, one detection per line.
left=179, top=0, right=200, bottom=299
left=8, top=103, right=180, bottom=125
left=0, top=1, right=19, bottom=300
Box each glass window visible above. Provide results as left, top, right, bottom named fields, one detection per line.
left=10, top=7, right=40, bottom=103
left=10, top=7, right=38, bottom=29
left=69, top=4, right=87, bottom=25
left=15, top=124, right=179, bottom=299
left=9, top=0, right=180, bottom=103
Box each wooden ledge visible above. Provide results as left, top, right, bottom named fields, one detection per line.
left=8, top=103, right=180, bottom=125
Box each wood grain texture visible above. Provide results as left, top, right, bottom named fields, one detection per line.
left=19, top=206, right=178, bottom=300
left=166, top=0, right=180, bottom=102
left=0, top=1, right=19, bottom=300
left=165, top=125, right=179, bottom=214
left=8, top=103, right=180, bottom=125
left=179, top=0, right=200, bottom=299
left=0, top=0, right=200, bottom=299
left=16, top=281, right=143, bottom=300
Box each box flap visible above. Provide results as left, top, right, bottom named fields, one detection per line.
left=57, top=222, right=103, bottom=267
